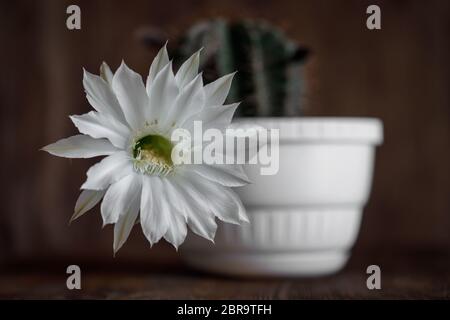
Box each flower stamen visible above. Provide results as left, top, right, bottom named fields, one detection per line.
left=132, top=134, right=174, bottom=176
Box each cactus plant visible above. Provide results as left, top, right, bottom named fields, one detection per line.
left=170, top=19, right=309, bottom=117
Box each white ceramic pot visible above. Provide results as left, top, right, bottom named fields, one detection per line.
left=180, top=117, right=383, bottom=277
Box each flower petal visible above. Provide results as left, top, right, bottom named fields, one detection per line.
left=175, top=49, right=201, bottom=88
left=100, top=173, right=141, bottom=226
left=169, top=176, right=217, bottom=242
left=161, top=179, right=187, bottom=249
left=147, top=62, right=178, bottom=123
left=162, top=179, right=188, bottom=221
left=185, top=164, right=250, bottom=187
left=188, top=174, right=248, bottom=224
left=113, top=190, right=140, bottom=254
left=163, top=73, right=204, bottom=129
left=140, top=176, right=169, bottom=245
left=70, top=111, right=130, bottom=149
left=146, top=43, right=170, bottom=91
left=224, top=187, right=249, bottom=223
left=81, top=151, right=133, bottom=190
left=181, top=103, right=239, bottom=133
left=42, top=135, right=118, bottom=158
left=70, top=189, right=106, bottom=224
left=112, top=61, right=148, bottom=129
left=164, top=211, right=187, bottom=249
left=100, top=62, right=114, bottom=84
left=83, top=69, right=126, bottom=124
left=203, top=72, right=236, bottom=107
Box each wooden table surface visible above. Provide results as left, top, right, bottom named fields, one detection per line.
left=1, top=247, right=449, bottom=299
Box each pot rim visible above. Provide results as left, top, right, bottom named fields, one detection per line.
left=233, top=117, right=383, bottom=144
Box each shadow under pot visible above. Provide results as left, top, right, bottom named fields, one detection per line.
left=180, top=117, right=383, bottom=277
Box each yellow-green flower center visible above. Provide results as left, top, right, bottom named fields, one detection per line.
left=132, top=135, right=174, bottom=175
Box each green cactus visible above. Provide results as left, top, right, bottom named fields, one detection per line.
left=171, top=19, right=309, bottom=117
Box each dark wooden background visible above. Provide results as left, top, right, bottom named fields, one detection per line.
left=0, top=0, right=449, bottom=275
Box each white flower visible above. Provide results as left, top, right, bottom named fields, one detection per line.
left=42, top=45, right=249, bottom=254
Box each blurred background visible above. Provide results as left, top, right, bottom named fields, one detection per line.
left=0, top=0, right=449, bottom=272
